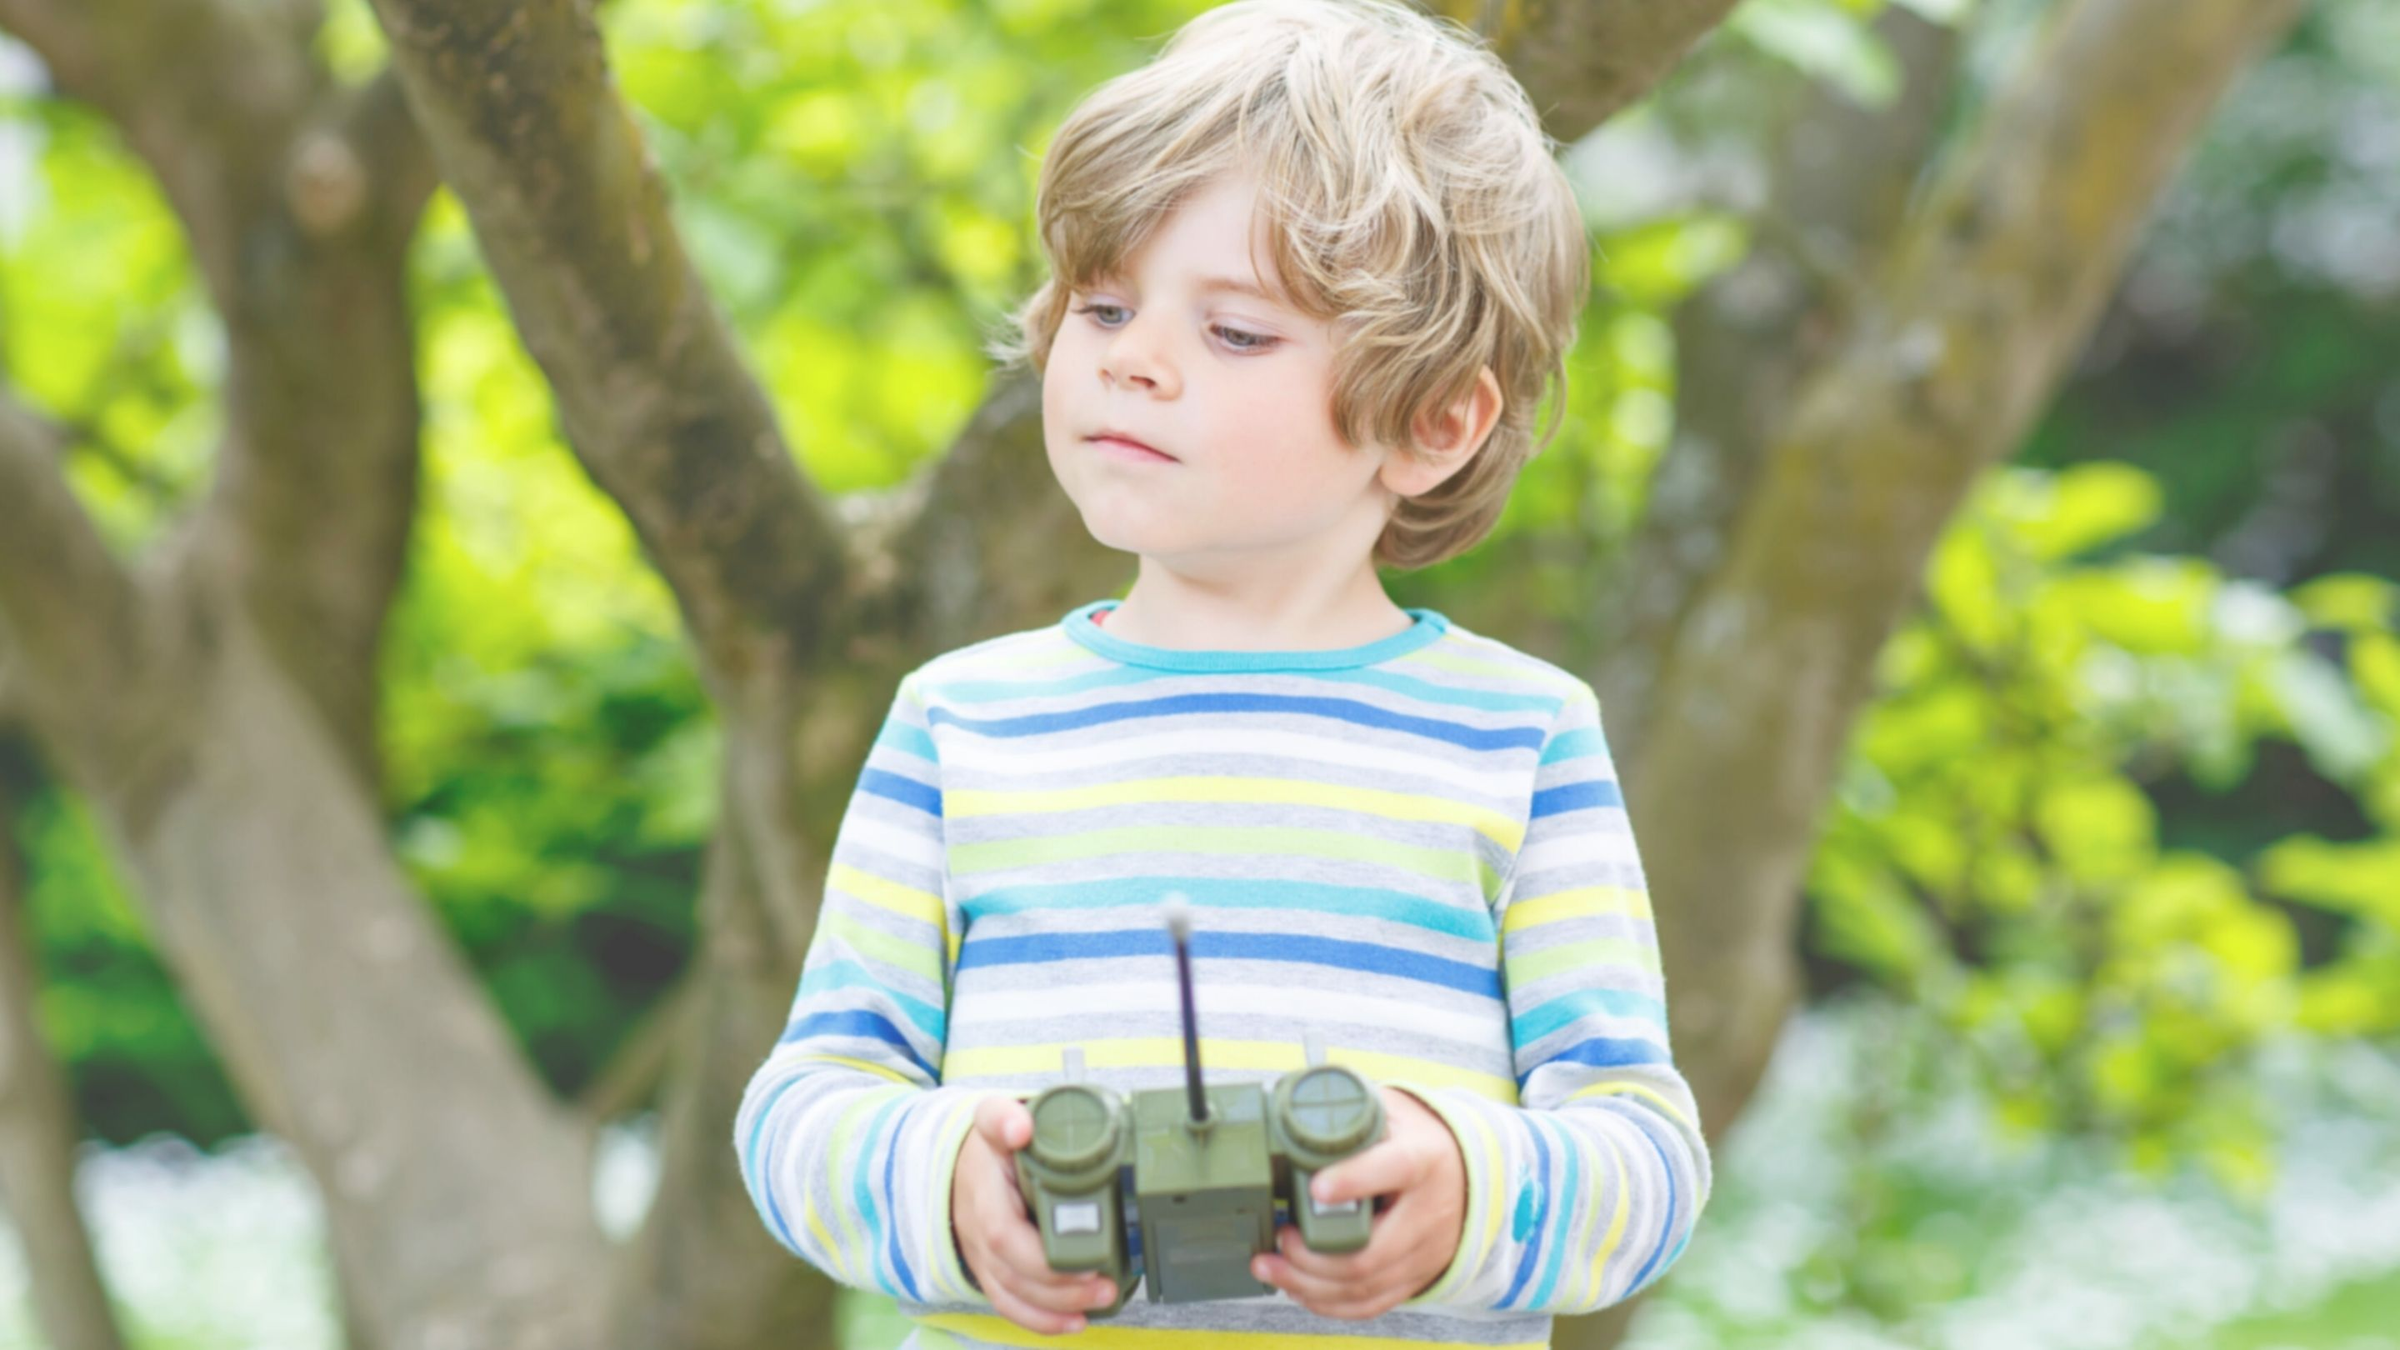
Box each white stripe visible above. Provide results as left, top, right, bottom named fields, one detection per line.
left=956, top=980, right=1502, bottom=1042
left=939, top=726, right=1526, bottom=801
left=839, top=815, right=946, bottom=872
left=1513, top=819, right=1635, bottom=874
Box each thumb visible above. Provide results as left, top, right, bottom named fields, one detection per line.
left=1311, top=1139, right=1415, bottom=1206
left=973, top=1094, right=1033, bottom=1153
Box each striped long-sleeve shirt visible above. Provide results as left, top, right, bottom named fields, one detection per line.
left=733, top=599, right=1712, bottom=1349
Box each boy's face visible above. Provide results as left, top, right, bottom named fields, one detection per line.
left=1042, top=170, right=1452, bottom=578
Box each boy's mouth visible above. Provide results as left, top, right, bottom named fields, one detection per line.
left=1088, top=430, right=1178, bottom=462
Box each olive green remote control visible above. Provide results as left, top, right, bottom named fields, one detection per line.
left=1013, top=898, right=1390, bottom=1308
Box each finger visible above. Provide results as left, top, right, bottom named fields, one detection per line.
left=972, top=1095, right=1033, bottom=1153
left=998, top=1263, right=1120, bottom=1316
left=1309, top=1139, right=1423, bottom=1207
left=988, top=1204, right=1121, bottom=1299
left=1271, top=1222, right=1378, bottom=1281
left=978, top=1212, right=1119, bottom=1313
left=986, top=1273, right=1088, bottom=1336
left=1253, top=1251, right=1406, bottom=1320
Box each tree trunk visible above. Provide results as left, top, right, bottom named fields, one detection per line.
left=0, top=745, right=128, bottom=1350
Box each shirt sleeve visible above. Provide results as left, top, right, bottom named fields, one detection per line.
left=731, top=671, right=994, bottom=1306
left=1390, top=676, right=1713, bottom=1314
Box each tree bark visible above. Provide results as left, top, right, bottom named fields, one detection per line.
left=0, top=6, right=615, bottom=1344
left=0, top=745, right=128, bottom=1350
left=1559, top=2, right=2310, bottom=1346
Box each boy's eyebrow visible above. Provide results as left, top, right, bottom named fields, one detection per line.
left=1197, top=275, right=1283, bottom=303
left=1090, top=270, right=1288, bottom=306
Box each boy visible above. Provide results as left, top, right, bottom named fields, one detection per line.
left=733, top=1, right=1712, bottom=1345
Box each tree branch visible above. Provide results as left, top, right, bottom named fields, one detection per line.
left=1608, top=0, right=2310, bottom=1182
left=1594, top=4, right=1965, bottom=766
left=575, top=970, right=696, bottom=1125
left=360, top=0, right=851, bottom=677
left=6, top=2, right=431, bottom=787
left=869, top=369, right=1133, bottom=656
left=1447, top=0, right=1747, bottom=144
left=341, top=64, right=443, bottom=248
left=0, top=746, right=129, bottom=1350
left=0, top=388, right=181, bottom=808
left=0, top=0, right=323, bottom=306
left=1549, top=6, right=2305, bottom=1347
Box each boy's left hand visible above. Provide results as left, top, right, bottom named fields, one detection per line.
left=1252, top=1086, right=1465, bottom=1320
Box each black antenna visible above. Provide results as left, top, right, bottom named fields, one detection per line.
left=1162, top=894, right=1208, bottom=1124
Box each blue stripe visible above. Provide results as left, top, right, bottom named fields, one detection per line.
left=1512, top=989, right=1668, bottom=1046
left=855, top=1092, right=906, bottom=1296
left=1623, top=1120, right=1680, bottom=1295
left=1540, top=726, right=1602, bottom=765
left=796, top=962, right=947, bottom=1043
left=1530, top=777, right=1622, bottom=817
left=955, top=928, right=1501, bottom=999
left=1519, top=1037, right=1672, bottom=1086
left=782, top=1010, right=938, bottom=1082
left=742, top=1076, right=804, bottom=1254
left=860, top=766, right=942, bottom=817
left=1499, top=1120, right=1550, bottom=1308
left=882, top=1110, right=923, bottom=1301
left=964, top=877, right=1496, bottom=943
left=877, top=719, right=938, bottom=764
left=1528, top=1112, right=1577, bottom=1307
left=929, top=693, right=1544, bottom=754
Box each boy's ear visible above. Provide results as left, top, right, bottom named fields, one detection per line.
left=1381, top=366, right=1504, bottom=500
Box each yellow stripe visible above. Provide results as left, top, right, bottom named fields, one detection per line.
left=1502, top=885, right=1652, bottom=935
left=796, top=1053, right=919, bottom=1086
left=942, top=1039, right=1517, bottom=1103
left=803, top=1196, right=842, bottom=1278
left=1404, top=644, right=1572, bottom=690
left=1564, top=1080, right=1696, bottom=1133
left=978, top=639, right=1095, bottom=673
left=945, top=777, right=1525, bottom=852
left=819, top=1089, right=878, bottom=1280
left=1586, top=1126, right=1631, bottom=1301
left=914, top=1312, right=1546, bottom=1350
left=829, top=862, right=944, bottom=930
left=791, top=1087, right=846, bottom=1277
left=1469, top=1104, right=1505, bottom=1290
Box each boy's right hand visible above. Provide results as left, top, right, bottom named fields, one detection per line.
left=952, top=1095, right=1122, bottom=1335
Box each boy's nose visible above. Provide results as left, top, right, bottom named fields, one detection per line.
left=1101, top=334, right=1174, bottom=394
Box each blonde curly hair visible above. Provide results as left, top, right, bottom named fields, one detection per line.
left=985, top=0, right=1591, bottom=571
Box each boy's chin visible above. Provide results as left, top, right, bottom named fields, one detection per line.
left=1074, top=511, right=1185, bottom=558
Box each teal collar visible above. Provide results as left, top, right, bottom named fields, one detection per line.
left=1061, top=600, right=1450, bottom=672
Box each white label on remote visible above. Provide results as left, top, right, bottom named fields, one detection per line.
left=1053, top=1201, right=1103, bottom=1235
left=1310, top=1196, right=1361, bottom=1217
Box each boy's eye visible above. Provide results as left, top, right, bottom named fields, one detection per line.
left=1067, top=302, right=1277, bottom=353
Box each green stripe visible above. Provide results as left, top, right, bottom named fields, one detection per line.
left=949, top=824, right=1500, bottom=900
left=823, top=911, right=943, bottom=986
left=1509, top=937, right=1663, bottom=985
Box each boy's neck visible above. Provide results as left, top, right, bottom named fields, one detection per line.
left=1097, top=561, right=1414, bottom=653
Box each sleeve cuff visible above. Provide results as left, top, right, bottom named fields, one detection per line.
left=1382, top=1080, right=1500, bottom=1309
left=925, top=1089, right=993, bottom=1305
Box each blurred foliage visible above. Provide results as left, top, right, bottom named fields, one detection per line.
left=0, top=0, right=2390, bottom=1245
left=1806, top=462, right=2400, bottom=1195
